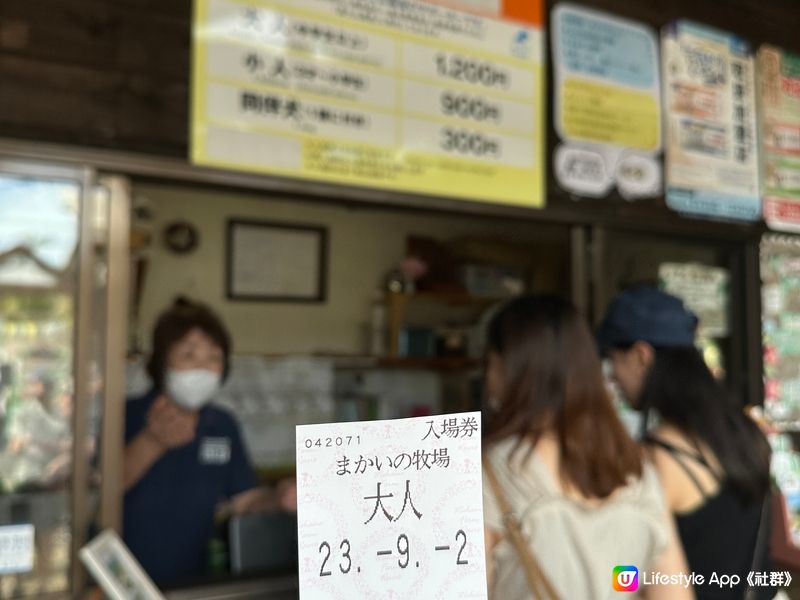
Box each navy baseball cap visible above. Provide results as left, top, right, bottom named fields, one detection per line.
left=597, top=286, right=699, bottom=352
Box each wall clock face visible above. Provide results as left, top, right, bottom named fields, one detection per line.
left=164, top=221, right=199, bottom=254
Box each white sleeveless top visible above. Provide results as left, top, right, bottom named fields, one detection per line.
left=483, top=438, right=670, bottom=600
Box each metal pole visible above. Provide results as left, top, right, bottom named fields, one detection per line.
left=70, top=167, right=97, bottom=595
left=569, top=225, right=589, bottom=317
left=98, top=176, right=131, bottom=533
left=743, top=238, right=764, bottom=407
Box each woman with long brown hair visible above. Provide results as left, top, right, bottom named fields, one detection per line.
left=483, top=295, right=691, bottom=599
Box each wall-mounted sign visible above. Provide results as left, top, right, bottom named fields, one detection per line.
left=192, top=0, right=544, bottom=208
left=760, top=46, right=800, bottom=232
left=658, top=262, right=729, bottom=338
left=663, top=21, right=760, bottom=221
left=761, top=235, right=800, bottom=425
left=0, top=525, right=34, bottom=575
left=296, top=412, right=486, bottom=599
left=552, top=4, right=661, bottom=200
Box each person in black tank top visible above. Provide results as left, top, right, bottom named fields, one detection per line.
left=598, top=287, right=775, bottom=600
left=647, top=437, right=771, bottom=600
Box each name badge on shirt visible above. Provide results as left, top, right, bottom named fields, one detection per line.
left=199, top=437, right=231, bottom=465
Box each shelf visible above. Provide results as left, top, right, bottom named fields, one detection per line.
left=253, top=354, right=482, bottom=372
left=255, top=465, right=296, bottom=481
left=771, top=423, right=800, bottom=434
left=376, top=357, right=481, bottom=371
left=385, top=291, right=507, bottom=358
left=386, top=291, right=508, bottom=306
left=332, top=356, right=481, bottom=371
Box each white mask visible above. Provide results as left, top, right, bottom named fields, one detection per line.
left=165, top=368, right=221, bottom=410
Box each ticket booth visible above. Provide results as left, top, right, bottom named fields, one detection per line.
left=0, top=134, right=770, bottom=597
left=0, top=0, right=791, bottom=595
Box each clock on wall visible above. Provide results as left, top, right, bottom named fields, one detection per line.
left=163, top=221, right=199, bottom=254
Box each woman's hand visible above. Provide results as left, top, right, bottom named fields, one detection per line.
left=228, top=479, right=298, bottom=515
left=277, top=478, right=297, bottom=513
left=145, top=395, right=198, bottom=450
left=124, top=396, right=198, bottom=492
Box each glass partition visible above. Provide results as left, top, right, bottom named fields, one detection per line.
left=0, top=174, right=81, bottom=598
left=0, top=164, right=129, bottom=599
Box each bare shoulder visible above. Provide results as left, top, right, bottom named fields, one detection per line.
left=649, top=424, right=687, bottom=446
left=651, top=424, right=722, bottom=471
left=646, top=425, right=720, bottom=513
left=645, top=431, right=682, bottom=479
left=645, top=426, right=683, bottom=470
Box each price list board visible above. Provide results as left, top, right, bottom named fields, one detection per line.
left=192, top=0, right=544, bottom=207
left=296, top=413, right=486, bottom=599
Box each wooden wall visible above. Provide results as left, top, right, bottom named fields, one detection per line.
left=0, top=0, right=191, bottom=156
left=1, top=0, right=799, bottom=163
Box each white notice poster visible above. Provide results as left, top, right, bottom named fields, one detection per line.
left=662, top=21, right=760, bottom=221
left=296, top=413, right=486, bottom=599
left=659, top=262, right=729, bottom=337
left=0, top=524, right=34, bottom=575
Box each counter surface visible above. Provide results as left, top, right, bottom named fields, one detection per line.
left=164, top=575, right=298, bottom=600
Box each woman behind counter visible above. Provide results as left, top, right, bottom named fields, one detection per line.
left=124, top=297, right=295, bottom=586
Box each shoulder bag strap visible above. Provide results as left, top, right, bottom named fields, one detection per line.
left=483, top=456, right=561, bottom=600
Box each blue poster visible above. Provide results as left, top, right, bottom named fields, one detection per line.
left=552, top=4, right=661, bottom=200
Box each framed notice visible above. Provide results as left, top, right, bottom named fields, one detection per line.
left=191, top=0, right=545, bottom=208
left=296, top=412, right=486, bottom=599
left=80, top=530, right=165, bottom=600
left=226, top=219, right=327, bottom=302
left=662, top=21, right=760, bottom=222
left=552, top=4, right=661, bottom=200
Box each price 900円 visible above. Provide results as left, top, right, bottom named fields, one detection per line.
left=441, top=128, right=501, bottom=158
left=318, top=531, right=469, bottom=577
left=441, top=92, right=502, bottom=123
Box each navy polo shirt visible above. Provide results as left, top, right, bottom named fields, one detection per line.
left=123, top=390, right=257, bottom=585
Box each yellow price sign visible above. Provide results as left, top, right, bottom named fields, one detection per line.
left=192, top=0, right=545, bottom=207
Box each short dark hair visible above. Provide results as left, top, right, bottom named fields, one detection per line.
left=145, top=296, right=232, bottom=391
